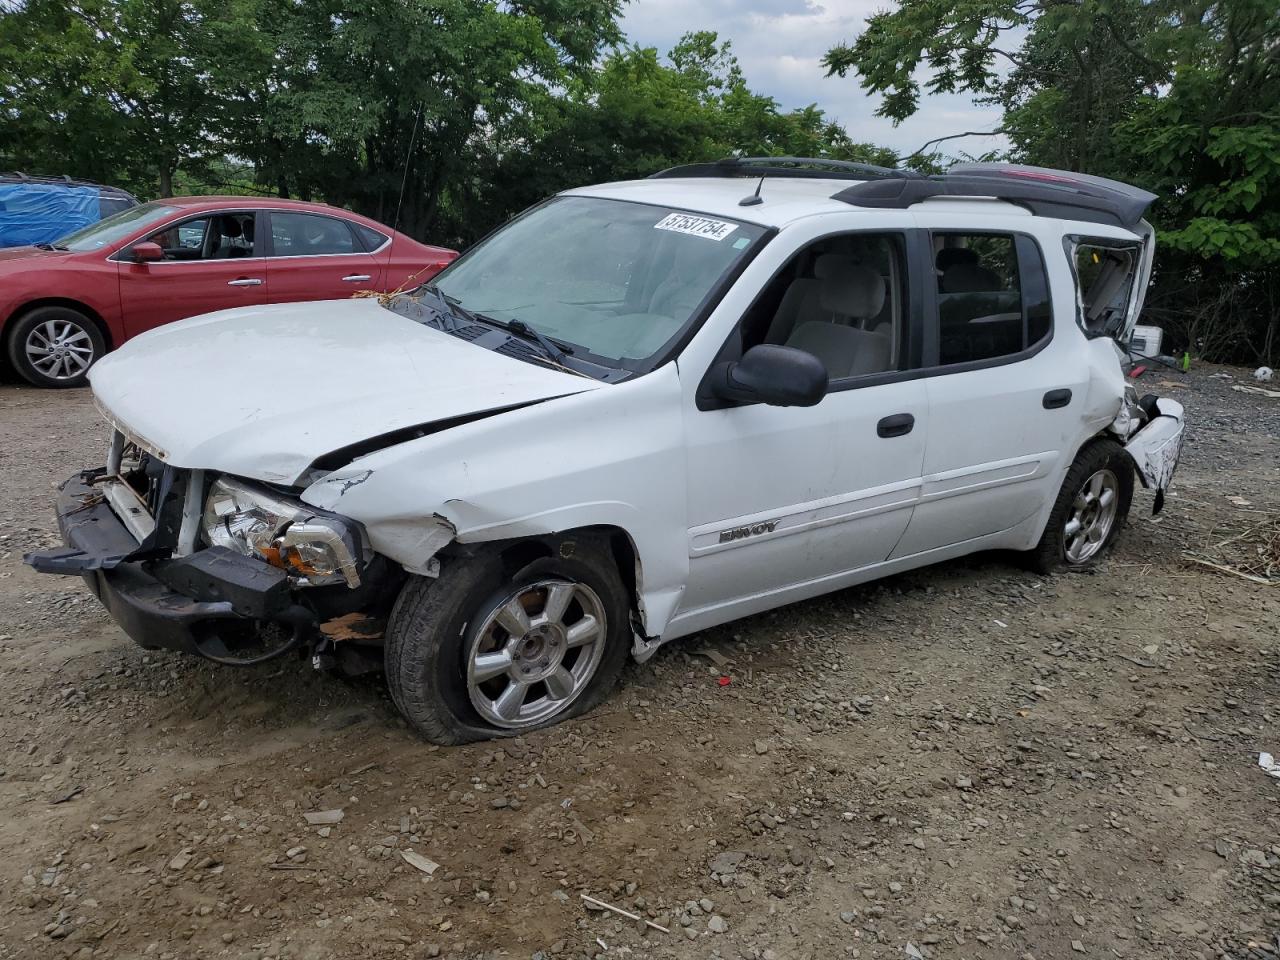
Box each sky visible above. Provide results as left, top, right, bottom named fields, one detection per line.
left=619, top=0, right=1008, bottom=160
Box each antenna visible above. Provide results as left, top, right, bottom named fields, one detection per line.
left=392, top=103, right=424, bottom=239
left=739, top=175, right=765, bottom=207
left=385, top=102, right=424, bottom=289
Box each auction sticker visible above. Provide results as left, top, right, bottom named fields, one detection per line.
left=654, top=212, right=738, bottom=241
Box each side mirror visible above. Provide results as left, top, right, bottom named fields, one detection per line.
left=709, top=344, right=828, bottom=407
left=130, top=241, right=164, bottom=263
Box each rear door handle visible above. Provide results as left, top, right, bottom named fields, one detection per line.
left=227, top=278, right=263, bottom=287
left=341, top=274, right=372, bottom=282
left=877, top=413, right=915, bottom=438
left=1043, top=388, right=1072, bottom=409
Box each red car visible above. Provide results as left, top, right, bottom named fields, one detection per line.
left=0, top=197, right=457, bottom=387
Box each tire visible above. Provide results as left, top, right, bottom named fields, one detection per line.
left=385, top=538, right=632, bottom=744
left=1028, top=438, right=1134, bottom=573
left=6, top=305, right=105, bottom=388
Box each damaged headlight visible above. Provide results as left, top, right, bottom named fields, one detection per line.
left=201, top=477, right=363, bottom=588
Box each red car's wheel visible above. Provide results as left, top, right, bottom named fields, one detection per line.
left=7, top=305, right=105, bottom=388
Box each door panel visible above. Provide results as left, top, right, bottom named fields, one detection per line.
left=117, top=259, right=267, bottom=339
left=679, top=379, right=928, bottom=621
left=889, top=352, right=1076, bottom=557
left=264, top=211, right=382, bottom=302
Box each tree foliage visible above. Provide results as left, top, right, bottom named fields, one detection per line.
left=824, top=0, right=1280, bottom=363
left=0, top=3, right=895, bottom=248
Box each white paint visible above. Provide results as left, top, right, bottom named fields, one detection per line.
left=88, top=297, right=599, bottom=485
left=86, top=173, right=1181, bottom=654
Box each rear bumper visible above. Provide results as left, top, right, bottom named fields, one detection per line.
left=25, top=473, right=291, bottom=656
left=1124, top=397, right=1185, bottom=513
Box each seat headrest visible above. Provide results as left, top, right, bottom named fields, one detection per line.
left=819, top=262, right=885, bottom=319
left=941, top=262, right=1002, bottom=293
left=936, top=247, right=978, bottom=272
left=220, top=217, right=243, bottom=239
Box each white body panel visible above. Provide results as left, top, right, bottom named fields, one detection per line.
left=88, top=298, right=598, bottom=484
left=87, top=174, right=1181, bottom=656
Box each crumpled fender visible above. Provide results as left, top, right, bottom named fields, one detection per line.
left=1122, top=397, right=1185, bottom=513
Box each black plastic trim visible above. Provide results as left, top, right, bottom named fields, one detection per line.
left=834, top=174, right=1156, bottom=229
left=649, top=156, right=921, bottom=182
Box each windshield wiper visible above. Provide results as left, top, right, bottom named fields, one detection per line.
left=396, top=284, right=469, bottom=333
left=34, top=242, right=68, bottom=251
left=472, top=314, right=574, bottom=366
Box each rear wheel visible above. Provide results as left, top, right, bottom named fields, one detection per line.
left=1029, top=438, right=1133, bottom=573
left=385, top=540, right=631, bottom=744
left=7, top=305, right=105, bottom=388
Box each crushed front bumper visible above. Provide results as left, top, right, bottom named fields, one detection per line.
left=25, top=472, right=297, bottom=657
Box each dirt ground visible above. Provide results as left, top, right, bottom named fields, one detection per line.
left=2, top=363, right=1279, bottom=960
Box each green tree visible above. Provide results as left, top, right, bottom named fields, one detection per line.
left=823, top=0, right=1280, bottom=364
left=0, top=0, right=260, bottom=195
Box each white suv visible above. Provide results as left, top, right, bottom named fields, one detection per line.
left=27, top=159, right=1185, bottom=744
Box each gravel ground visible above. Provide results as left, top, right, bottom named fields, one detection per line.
left=1, top=362, right=1279, bottom=960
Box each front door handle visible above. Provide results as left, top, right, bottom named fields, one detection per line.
left=341, top=274, right=372, bottom=282
left=1043, top=388, right=1072, bottom=409
left=877, top=413, right=915, bottom=438
left=227, top=278, right=263, bottom=287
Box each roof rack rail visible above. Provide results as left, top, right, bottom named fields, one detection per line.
left=649, top=156, right=923, bottom=182
left=832, top=163, right=1156, bottom=228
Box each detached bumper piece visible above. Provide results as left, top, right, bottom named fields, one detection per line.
left=1124, top=397, right=1185, bottom=514
left=24, top=472, right=306, bottom=662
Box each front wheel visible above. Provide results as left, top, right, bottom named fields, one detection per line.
left=7, top=305, right=105, bottom=388
left=385, top=540, right=632, bottom=744
left=1028, top=438, right=1134, bottom=573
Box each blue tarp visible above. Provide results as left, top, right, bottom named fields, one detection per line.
left=0, top=183, right=100, bottom=248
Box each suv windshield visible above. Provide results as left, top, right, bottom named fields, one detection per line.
left=56, top=201, right=179, bottom=252
left=423, top=196, right=767, bottom=372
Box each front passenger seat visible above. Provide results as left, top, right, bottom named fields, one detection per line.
left=786, top=264, right=891, bottom=378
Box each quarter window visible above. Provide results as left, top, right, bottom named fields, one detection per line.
left=934, top=233, right=1051, bottom=365
left=270, top=213, right=357, bottom=256
left=353, top=223, right=389, bottom=251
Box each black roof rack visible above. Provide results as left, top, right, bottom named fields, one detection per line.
left=0, top=171, right=137, bottom=201
left=832, top=163, right=1156, bottom=229
left=649, top=156, right=923, bottom=183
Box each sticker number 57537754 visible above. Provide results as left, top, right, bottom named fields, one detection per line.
left=653, top=213, right=738, bottom=242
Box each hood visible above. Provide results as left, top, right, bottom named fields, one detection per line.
left=0, top=244, right=69, bottom=265
left=89, top=298, right=601, bottom=485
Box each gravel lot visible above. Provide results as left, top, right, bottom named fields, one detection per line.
left=2, top=363, right=1279, bottom=960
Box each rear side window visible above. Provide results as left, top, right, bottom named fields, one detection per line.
left=354, top=223, right=389, bottom=251
left=270, top=213, right=358, bottom=256
left=1072, top=242, right=1140, bottom=339
left=934, top=233, right=1052, bottom=365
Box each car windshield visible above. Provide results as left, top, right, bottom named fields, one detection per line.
left=55, top=201, right=179, bottom=252
left=424, top=196, right=767, bottom=371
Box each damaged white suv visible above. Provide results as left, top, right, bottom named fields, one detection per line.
left=27, top=160, right=1184, bottom=744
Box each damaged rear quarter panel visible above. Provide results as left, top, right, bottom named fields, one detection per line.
left=300, top=363, right=689, bottom=634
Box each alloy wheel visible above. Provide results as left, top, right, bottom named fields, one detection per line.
left=465, top=578, right=607, bottom=729
left=1063, top=468, right=1120, bottom=563
left=25, top=318, right=96, bottom=381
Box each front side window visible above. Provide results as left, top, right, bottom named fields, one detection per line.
left=271, top=213, right=358, bottom=256
left=426, top=196, right=768, bottom=370
left=56, top=201, right=179, bottom=252
left=143, top=213, right=256, bottom=261
left=734, top=232, right=906, bottom=382
left=934, top=233, right=1051, bottom=365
